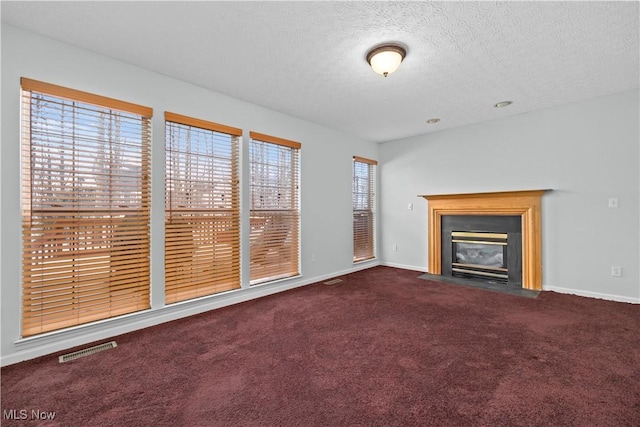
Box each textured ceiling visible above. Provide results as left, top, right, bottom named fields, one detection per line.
left=2, top=1, right=638, bottom=143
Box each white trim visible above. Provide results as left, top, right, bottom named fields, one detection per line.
left=380, top=261, right=428, bottom=273
left=544, top=285, right=640, bottom=304
left=2, top=262, right=380, bottom=367
left=250, top=273, right=302, bottom=287
left=6, top=263, right=636, bottom=366
left=353, top=257, right=378, bottom=265
left=351, top=258, right=380, bottom=271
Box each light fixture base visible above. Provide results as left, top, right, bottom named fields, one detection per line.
left=494, top=101, right=513, bottom=108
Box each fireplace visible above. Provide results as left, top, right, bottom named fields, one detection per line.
left=452, top=232, right=507, bottom=281
left=442, top=215, right=522, bottom=286
left=420, top=190, right=548, bottom=291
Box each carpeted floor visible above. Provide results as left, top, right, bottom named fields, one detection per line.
left=2, top=266, right=639, bottom=426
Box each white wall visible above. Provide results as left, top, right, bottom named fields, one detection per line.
left=1, top=25, right=379, bottom=366
left=379, top=89, right=640, bottom=303
left=3, top=24, right=637, bottom=367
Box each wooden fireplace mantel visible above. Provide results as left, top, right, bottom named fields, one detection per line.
left=420, top=190, right=550, bottom=291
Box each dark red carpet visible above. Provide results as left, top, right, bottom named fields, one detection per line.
left=2, top=266, right=639, bottom=426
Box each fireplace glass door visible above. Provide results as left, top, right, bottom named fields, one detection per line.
left=451, top=232, right=508, bottom=282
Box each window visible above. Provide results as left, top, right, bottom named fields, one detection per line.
left=165, top=112, right=241, bottom=303
left=21, top=78, right=152, bottom=337
left=353, top=156, right=377, bottom=262
left=249, top=132, right=301, bottom=284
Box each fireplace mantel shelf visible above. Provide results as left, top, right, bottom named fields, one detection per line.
left=420, top=189, right=551, bottom=291
left=420, top=189, right=552, bottom=200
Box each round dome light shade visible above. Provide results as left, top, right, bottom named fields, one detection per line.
left=367, top=45, right=406, bottom=77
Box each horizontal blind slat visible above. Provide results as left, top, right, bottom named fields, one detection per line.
left=165, top=111, right=242, bottom=136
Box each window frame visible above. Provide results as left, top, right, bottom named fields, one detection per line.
left=248, top=131, right=301, bottom=285
left=20, top=78, right=152, bottom=337
left=353, top=156, right=377, bottom=263
left=164, top=112, right=242, bottom=304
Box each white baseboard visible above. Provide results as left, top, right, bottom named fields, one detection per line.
left=544, top=285, right=640, bottom=304
left=1, top=262, right=380, bottom=367
left=380, top=261, right=428, bottom=273
left=381, top=264, right=639, bottom=304
left=5, top=262, right=635, bottom=366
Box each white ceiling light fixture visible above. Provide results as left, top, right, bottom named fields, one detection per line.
left=366, top=44, right=407, bottom=77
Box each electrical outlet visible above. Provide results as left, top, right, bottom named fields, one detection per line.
left=311, top=254, right=316, bottom=263
left=608, top=198, right=618, bottom=208
left=611, top=266, right=622, bottom=277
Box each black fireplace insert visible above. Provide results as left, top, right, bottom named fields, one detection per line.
left=442, top=215, right=522, bottom=286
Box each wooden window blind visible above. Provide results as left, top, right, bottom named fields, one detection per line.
left=353, top=156, right=377, bottom=262
left=165, top=112, right=241, bottom=304
left=249, top=132, right=301, bottom=284
left=21, top=78, right=152, bottom=337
